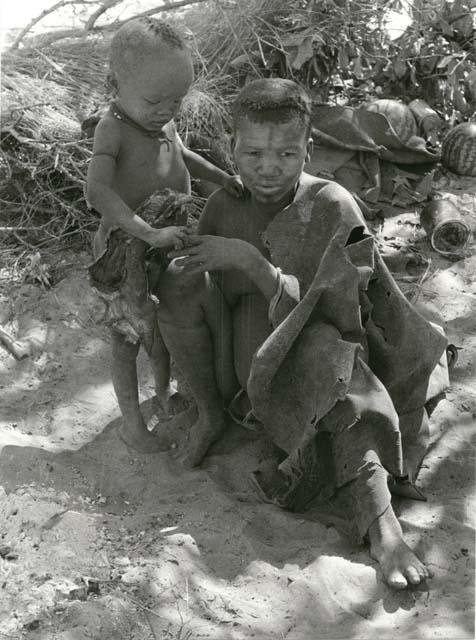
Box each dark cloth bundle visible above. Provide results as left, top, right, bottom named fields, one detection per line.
left=306, top=105, right=440, bottom=209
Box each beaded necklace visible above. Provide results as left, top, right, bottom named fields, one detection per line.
left=110, top=101, right=172, bottom=151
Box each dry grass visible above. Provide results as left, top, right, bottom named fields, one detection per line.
left=0, top=37, right=112, bottom=273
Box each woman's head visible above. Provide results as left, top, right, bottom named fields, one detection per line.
left=231, top=79, right=313, bottom=203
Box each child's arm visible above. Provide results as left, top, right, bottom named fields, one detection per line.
left=179, top=136, right=243, bottom=197
left=87, top=118, right=188, bottom=248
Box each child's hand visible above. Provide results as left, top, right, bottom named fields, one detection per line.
left=223, top=174, right=244, bottom=198
left=146, top=226, right=190, bottom=250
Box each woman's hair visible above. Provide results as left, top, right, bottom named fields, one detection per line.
left=232, top=78, right=312, bottom=134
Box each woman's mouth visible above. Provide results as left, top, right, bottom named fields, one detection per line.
left=255, top=184, right=281, bottom=193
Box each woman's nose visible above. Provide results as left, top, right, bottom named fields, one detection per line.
left=256, top=154, right=280, bottom=176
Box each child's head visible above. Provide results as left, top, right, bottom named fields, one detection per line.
left=109, top=17, right=193, bottom=131
left=231, top=79, right=313, bottom=203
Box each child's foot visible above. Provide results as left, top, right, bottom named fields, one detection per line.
left=179, top=411, right=226, bottom=468
left=117, top=419, right=169, bottom=453
left=368, top=505, right=432, bottom=589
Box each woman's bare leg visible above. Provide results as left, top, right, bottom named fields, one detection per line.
left=368, top=503, right=431, bottom=589
left=347, top=450, right=431, bottom=589
left=156, top=265, right=238, bottom=467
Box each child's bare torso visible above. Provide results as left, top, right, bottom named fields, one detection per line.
left=101, top=112, right=191, bottom=227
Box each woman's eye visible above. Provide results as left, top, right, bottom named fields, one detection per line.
left=281, top=152, right=296, bottom=157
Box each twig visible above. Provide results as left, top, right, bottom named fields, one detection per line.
left=109, top=0, right=210, bottom=25
left=13, top=231, right=36, bottom=250
left=408, top=258, right=433, bottom=304
left=9, top=0, right=99, bottom=50
left=84, top=0, right=122, bottom=30
left=2, top=127, right=49, bottom=150
left=0, top=327, right=32, bottom=360
left=16, top=0, right=210, bottom=48
left=9, top=102, right=53, bottom=118
left=119, top=593, right=163, bottom=619
left=144, top=611, right=160, bottom=640
left=0, top=226, right=48, bottom=232
left=31, top=48, right=66, bottom=74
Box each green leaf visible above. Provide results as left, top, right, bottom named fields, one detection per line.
left=338, top=47, right=349, bottom=69
left=437, top=53, right=462, bottom=69
left=393, top=57, right=407, bottom=79
left=353, top=56, right=363, bottom=79
left=291, top=35, right=315, bottom=69
left=465, top=69, right=476, bottom=101
left=229, top=54, right=252, bottom=69
left=437, top=18, right=454, bottom=36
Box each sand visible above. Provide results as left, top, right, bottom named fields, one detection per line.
left=0, top=201, right=474, bottom=639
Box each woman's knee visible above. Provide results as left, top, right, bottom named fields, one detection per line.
left=156, top=260, right=209, bottom=322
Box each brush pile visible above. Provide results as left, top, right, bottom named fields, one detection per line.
left=1, top=38, right=110, bottom=269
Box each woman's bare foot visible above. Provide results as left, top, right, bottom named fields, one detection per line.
left=117, top=418, right=169, bottom=453
left=179, top=411, right=225, bottom=468
left=155, top=380, right=189, bottom=416
left=151, top=404, right=198, bottom=450
left=368, top=505, right=432, bottom=589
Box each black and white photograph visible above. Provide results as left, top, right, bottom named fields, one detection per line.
left=0, top=1, right=475, bottom=638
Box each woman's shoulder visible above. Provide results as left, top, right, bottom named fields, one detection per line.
left=297, top=172, right=352, bottom=202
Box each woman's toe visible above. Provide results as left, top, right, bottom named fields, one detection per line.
left=406, top=565, right=421, bottom=585
left=388, top=568, right=408, bottom=590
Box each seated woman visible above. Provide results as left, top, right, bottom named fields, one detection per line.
left=156, top=78, right=449, bottom=590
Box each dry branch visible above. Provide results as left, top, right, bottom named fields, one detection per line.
left=10, top=0, right=210, bottom=50
left=0, top=327, right=32, bottom=360
left=112, top=0, right=210, bottom=24
left=9, top=0, right=99, bottom=50
left=84, top=0, right=122, bottom=31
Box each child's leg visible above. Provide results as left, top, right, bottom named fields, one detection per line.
left=111, top=329, right=166, bottom=453
left=144, top=320, right=187, bottom=415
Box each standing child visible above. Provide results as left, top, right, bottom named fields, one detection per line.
left=86, top=17, right=242, bottom=452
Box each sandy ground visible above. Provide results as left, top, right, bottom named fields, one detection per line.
left=0, top=188, right=475, bottom=639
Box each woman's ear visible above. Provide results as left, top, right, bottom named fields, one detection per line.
left=106, top=72, right=118, bottom=96
left=305, top=136, right=314, bottom=163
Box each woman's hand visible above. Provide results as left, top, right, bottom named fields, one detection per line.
left=169, top=234, right=280, bottom=300
left=168, top=235, right=254, bottom=274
